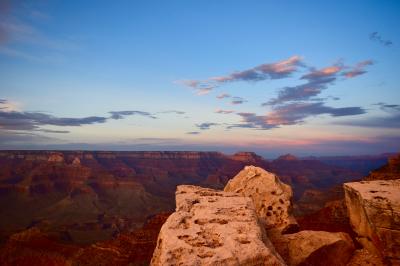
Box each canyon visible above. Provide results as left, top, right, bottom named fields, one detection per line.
left=151, top=165, right=399, bottom=265
left=0, top=151, right=396, bottom=265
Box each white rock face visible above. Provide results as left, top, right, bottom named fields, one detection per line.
left=224, top=166, right=298, bottom=233
left=151, top=185, right=286, bottom=266
left=270, top=230, right=355, bottom=266
left=344, top=180, right=400, bottom=265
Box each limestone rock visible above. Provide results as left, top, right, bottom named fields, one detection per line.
left=151, top=185, right=286, bottom=266
left=344, top=180, right=400, bottom=264
left=270, top=230, right=355, bottom=266
left=224, top=165, right=298, bottom=233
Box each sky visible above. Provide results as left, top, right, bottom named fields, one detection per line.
left=0, top=0, right=399, bottom=157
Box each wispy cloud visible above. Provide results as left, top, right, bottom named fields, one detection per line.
left=186, top=131, right=200, bottom=135
left=337, top=102, right=400, bottom=128
left=211, top=55, right=304, bottom=83
left=158, top=110, right=186, bottom=115
left=0, top=131, right=60, bottom=144
left=342, top=60, right=374, bottom=78
left=179, top=55, right=304, bottom=94
left=228, top=112, right=277, bottom=130
left=0, top=100, right=157, bottom=134
left=229, top=102, right=366, bottom=130
left=109, top=110, right=157, bottom=120
left=231, top=96, right=247, bottom=105
left=195, top=122, right=220, bottom=130
left=263, top=60, right=373, bottom=106
left=0, top=2, right=78, bottom=62
left=0, top=110, right=107, bottom=130
left=216, top=93, right=231, bottom=99
left=196, top=87, right=213, bottom=95
left=369, top=32, right=393, bottom=47
left=215, top=109, right=235, bottom=114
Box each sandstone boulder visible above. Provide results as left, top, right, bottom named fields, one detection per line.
left=270, top=230, right=355, bottom=266
left=224, top=165, right=298, bottom=233
left=344, top=180, right=400, bottom=265
left=151, top=185, right=286, bottom=266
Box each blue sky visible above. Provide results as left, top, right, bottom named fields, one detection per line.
left=0, top=0, right=399, bottom=156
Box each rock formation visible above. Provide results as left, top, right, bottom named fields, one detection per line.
left=151, top=185, right=286, bottom=266
left=365, top=154, right=400, bottom=181
left=0, top=213, right=171, bottom=266
left=224, top=166, right=299, bottom=233
left=71, top=157, right=81, bottom=165
left=271, top=230, right=355, bottom=266
left=0, top=151, right=394, bottom=265
left=151, top=166, right=361, bottom=266
left=47, top=152, right=64, bottom=162
left=344, top=179, right=400, bottom=265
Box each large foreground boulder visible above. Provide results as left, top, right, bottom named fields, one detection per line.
left=270, top=230, right=355, bottom=266
left=151, top=185, right=286, bottom=266
left=344, top=179, right=400, bottom=265
left=224, top=165, right=298, bottom=233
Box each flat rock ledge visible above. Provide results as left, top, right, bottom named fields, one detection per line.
left=150, top=185, right=286, bottom=266
left=344, top=179, right=400, bottom=265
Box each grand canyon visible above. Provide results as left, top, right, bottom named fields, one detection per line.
left=0, top=151, right=398, bottom=265
left=1, top=1, right=399, bottom=265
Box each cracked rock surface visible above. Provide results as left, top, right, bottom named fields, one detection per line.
left=224, top=165, right=298, bottom=233
left=150, top=185, right=286, bottom=266
left=344, top=179, right=400, bottom=265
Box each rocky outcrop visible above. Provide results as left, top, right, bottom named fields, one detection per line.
left=224, top=166, right=298, bottom=233
left=347, top=248, right=385, bottom=266
left=48, top=152, right=64, bottom=162
left=365, top=154, right=400, bottom=181
left=71, top=157, right=81, bottom=165
left=296, top=200, right=355, bottom=237
left=344, top=180, right=400, bottom=264
left=270, top=230, right=355, bottom=266
left=151, top=185, right=286, bottom=266
left=0, top=213, right=171, bottom=266
left=276, top=154, right=299, bottom=161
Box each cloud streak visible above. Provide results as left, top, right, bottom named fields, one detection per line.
left=186, top=131, right=200, bottom=135
left=195, top=122, right=220, bottom=130
left=158, top=110, right=186, bottom=115
left=263, top=61, right=373, bottom=106
left=180, top=55, right=304, bottom=94
left=342, top=60, right=374, bottom=78
left=337, top=102, right=400, bottom=128
left=0, top=100, right=157, bottom=133
left=231, top=96, right=247, bottom=105
left=215, top=109, right=235, bottom=114
left=229, top=102, right=366, bottom=130
left=109, top=111, right=157, bottom=120
left=369, top=32, right=393, bottom=47
left=216, top=93, right=231, bottom=99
